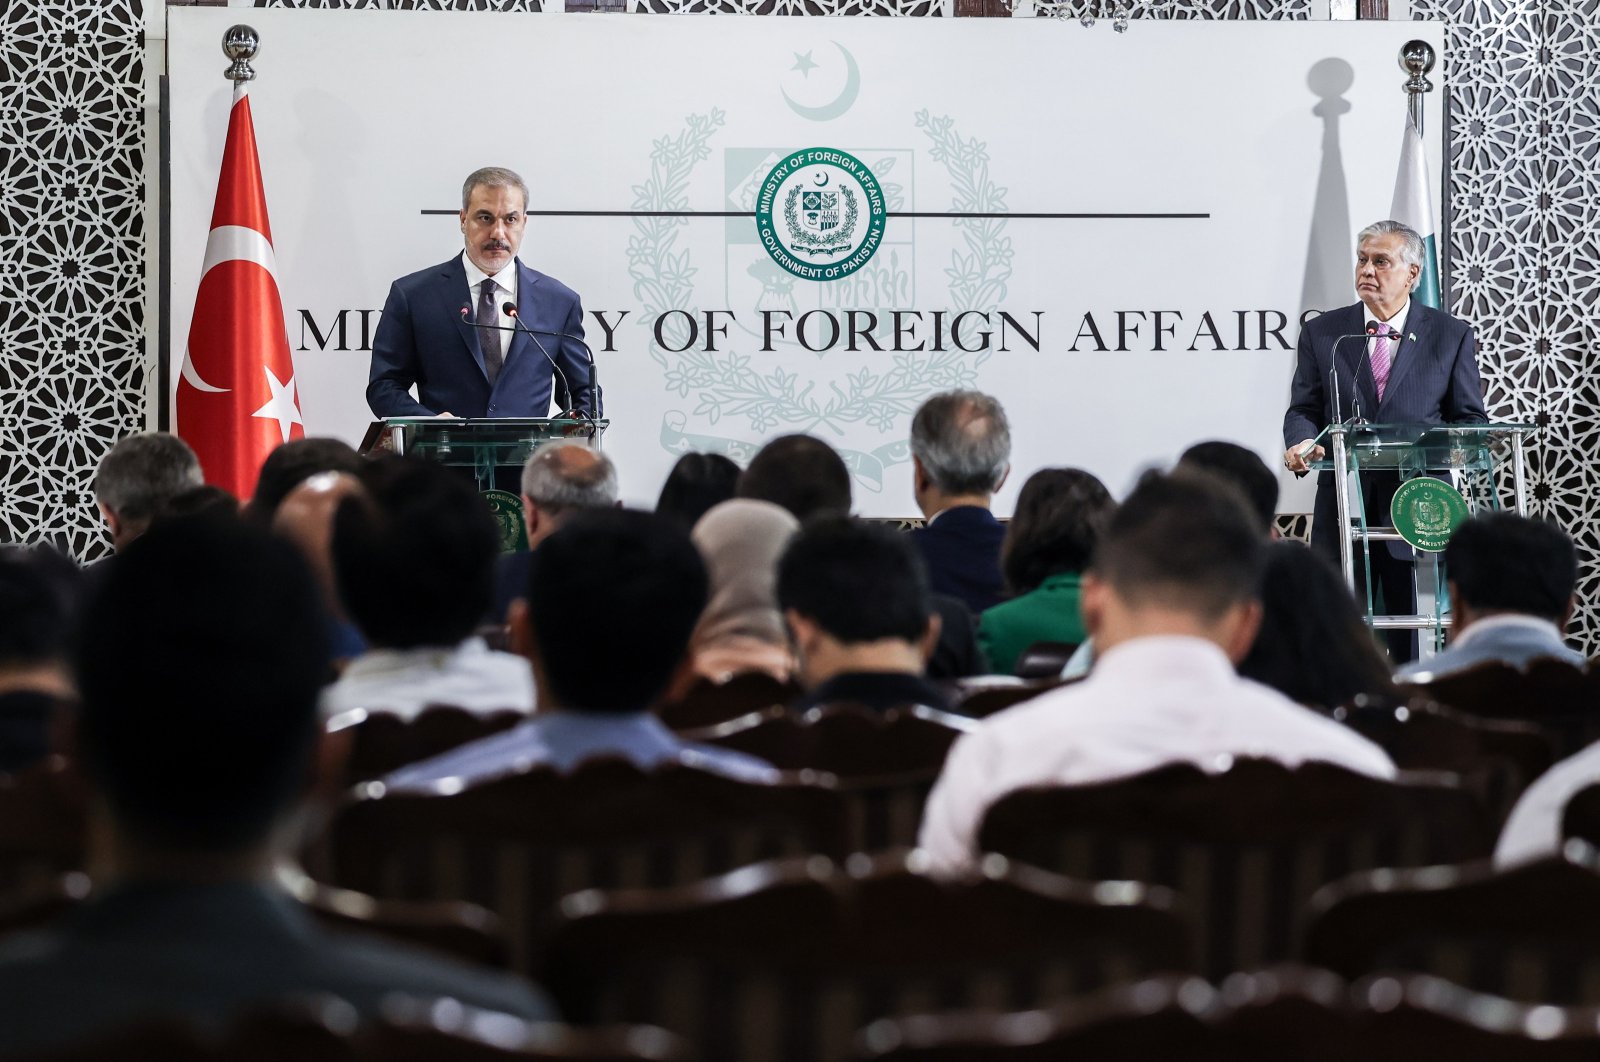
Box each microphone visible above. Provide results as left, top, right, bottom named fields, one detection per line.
left=461, top=307, right=577, bottom=421
left=502, top=301, right=602, bottom=420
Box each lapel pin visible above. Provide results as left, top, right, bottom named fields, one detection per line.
left=1408, top=332, right=1417, bottom=342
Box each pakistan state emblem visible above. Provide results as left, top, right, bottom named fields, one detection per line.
left=755, top=147, right=887, bottom=281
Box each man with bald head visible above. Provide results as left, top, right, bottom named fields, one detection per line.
left=489, top=441, right=619, bottom=622
left=272, top=472, right=368, bottom=668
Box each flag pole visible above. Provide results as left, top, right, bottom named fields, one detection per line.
left=1399, top=39, right=1434, bottom=137
left=223, top=25, right=259, bottom=90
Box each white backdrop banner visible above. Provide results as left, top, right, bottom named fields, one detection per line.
left=166, top=11, right=1444, bottom=515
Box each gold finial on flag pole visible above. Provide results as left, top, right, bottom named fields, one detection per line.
left=1399, top=40, right=1435, bottom=135
left=223, top=25, right=260, bottom=85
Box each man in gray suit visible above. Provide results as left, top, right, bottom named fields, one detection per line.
left=1397, top=512, right=1585, bottom=680
left=0, top=517, right=553, bottom=1056
left=1283, top=220, right=1487, bottom=661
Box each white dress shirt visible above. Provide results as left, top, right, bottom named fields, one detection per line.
left=321, top=636, right=535, bottom=720
left=462, top=251, right=519, bottom=355
left=917, top=635, right=1397, bottom=874
left=1496, top=743, right=1600, bottom=867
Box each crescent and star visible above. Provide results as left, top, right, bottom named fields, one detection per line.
left=782, top=42, right=860, bottom=122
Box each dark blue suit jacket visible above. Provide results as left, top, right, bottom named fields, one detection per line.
left=367, top=255, right=592, bottom=419
left=909, top=505, right=1008, bottom=614
left=1283, top=300, right=1486, bottom=553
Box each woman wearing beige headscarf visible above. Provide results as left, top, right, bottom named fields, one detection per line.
left=689, top=499, right=800, bottom=683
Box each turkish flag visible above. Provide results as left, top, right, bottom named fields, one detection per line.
left=177, top=85, right=303, bottom=498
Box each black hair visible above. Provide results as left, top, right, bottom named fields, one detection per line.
left=1445, top=513, right=1577, bottom=624
left=156, top=484, right=241, bottom=525
left=248, top=438, right=364, bottom=525
left=1178, top=440, right=1279, bottom=536
left=332, top=456, right=500, bottom=649
left=1237, top=540, right=1397, bottom=708
left=0, top=545, right=82, bottom=667
left=525, top=508, right=707, bottom=710
left=776, top=515, right=931, bottom=644
left=656, top=452, right=742, bottom=531
left=1001, top=467, right=1114, bottom=594
left=736, top=434, right=852, bottom=521
left=1090, top=468, right=1266, bottom=619
left=73, top=517, right=329, bottom=851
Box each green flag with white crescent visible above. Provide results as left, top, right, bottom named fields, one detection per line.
left=1390, top=111, right=1440, bottom=308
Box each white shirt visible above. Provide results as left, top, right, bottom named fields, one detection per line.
left=1365, top=298, right=1410, bottom=376
left=1496, top=744, right=1600, bottom=867
left=917, top=635, right=1397, bottom=874
left=321, top=636, right=535, bottom=721
left=462, top=251, right=519, bottom=353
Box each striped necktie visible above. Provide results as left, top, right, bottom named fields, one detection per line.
left=1371, top=323, right=1393, bottom=403
left=477, top=278, right=503, bottom=385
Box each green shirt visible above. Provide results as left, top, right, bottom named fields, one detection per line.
left=976, top=571, right=1088, bottom=676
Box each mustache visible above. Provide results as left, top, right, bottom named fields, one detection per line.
left=482, top=240, right=511, bottom=252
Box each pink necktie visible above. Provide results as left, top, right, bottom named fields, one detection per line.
left=1371, top=324, right=1393, bottom=403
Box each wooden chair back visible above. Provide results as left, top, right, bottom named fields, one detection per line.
left=1562, top=785, right=1600, bottom=849
left=1011, top=641, right=1079, bottom=680
left=1303, top=844, right=1600, bottom=1004
left=977, top=759, right=1493, bottom=979
left=541, top=850, right=1194, bottom=1062
left=658, top=673, right=800, bottom=731
left=326, top=759, right=847, bottom=973
left=335, top=706, right=526, bottom=783
left=945, top=677, right=1065, bottom=719
left=1398, top=659, right=1600, bottom=759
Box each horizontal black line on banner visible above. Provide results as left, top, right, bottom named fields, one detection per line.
left=421, top=209, right=1210, bottom=219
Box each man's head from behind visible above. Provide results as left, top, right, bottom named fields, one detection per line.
left=0, top=546, right=81, bottom=694
left=93, top=432, right=204, bottom=551
left=73, top=517, right=329, bottom=856
left=520, top=441, right=618, bottom=548
left=247, top=437, right=364, bottom=526
left=514, top=509, right=707, bottom=711
left=1445, top=513, right=1577, bottom=630
left=1082, top=468, right=1266, bottom=661
left=333, top=456, right=500, bottom=650
left=736, top=434, right=853, bottom=521
left=1178, top=440, right=1279, bottom=536
left=775, top=516, right=938, bottom=688
left=909, top=390, right=1011, bottom=516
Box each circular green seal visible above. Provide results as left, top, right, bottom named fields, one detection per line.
left=1390, top=477, right=1470, bottom=553
left=754, top=147, right=888, bottom=281
left=482, top=488, right=528, bottom=554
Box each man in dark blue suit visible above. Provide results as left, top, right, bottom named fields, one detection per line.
left=908, top=390, right=1012, bottom=615
left=367, top=167, right=593, bottom=420
left=1283, top=220, right=1486, bottom=660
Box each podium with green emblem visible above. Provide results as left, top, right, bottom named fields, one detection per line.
left=360, top=417, right=608, bottom=551
left=1308, top=420, right=1537, bottom=648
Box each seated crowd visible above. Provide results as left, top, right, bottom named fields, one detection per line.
left=0, top=390, right=1594, bottom=1058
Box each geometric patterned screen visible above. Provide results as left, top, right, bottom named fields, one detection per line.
left=3, top=0, right=1593, bottom=653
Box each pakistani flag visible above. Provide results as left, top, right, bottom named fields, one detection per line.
left=1390, top=111, right=1441, bottom=308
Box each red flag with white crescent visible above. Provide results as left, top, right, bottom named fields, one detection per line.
left=177, top=84, right=303, bottom=498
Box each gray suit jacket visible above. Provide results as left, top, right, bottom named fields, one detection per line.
left=1396, top=618, right=1587, bottom=681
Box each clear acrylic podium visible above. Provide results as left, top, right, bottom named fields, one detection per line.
left=1308, top=421, right=1537, bottom=645
left=360, top=416, right=609, bottom=491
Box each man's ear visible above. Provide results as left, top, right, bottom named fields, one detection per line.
left=992, top=464, right=1011, bottom=494
left=784, top=608, right=818, bottom=655
left=918, top=611, right=943, bottom=664
left=1220, top=599, right=1264, bottom=665
left=1079, top=574, right=1107, bottom=638
left=98, top=503, right=121, bottom=540
left=1561, top=594, right=1576, bottom=634
left=521, top=496, right=539, bottom=539
left=911, top=457, right=929, bottom=495
left=459, top=208, right=469, bottom=235
left=509, top=598, right=536, bottom=660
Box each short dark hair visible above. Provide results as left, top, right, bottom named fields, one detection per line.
left=93, top=433, right=203, bottom=524
left=1445, top=513, right=1577, bottom=623
left=332, top=456, right=501, bottom=649
left=910, top=390, right=1011, bottom=495
left=248, top=438, right=364, bottom=524
left=1001, top=467, right=1114, bottom=594
left=525, top=509, right=707, bottom=710
left=156, top=484, right=241, bottom=525
left=1178, top=441, right=1279, bottom=535
left=737, top=435, right=852, bottom=520
left=73, top=518, right=329, bottom=851
left=656, top=452, right=741, bottom=530
left=776, top=515, right=931, bottom=644
left=0, top=545, right=82, bottom=668
left=1238, top=541, right=1396, bottom=708
left=1091, top=468, right=1266, bottom=619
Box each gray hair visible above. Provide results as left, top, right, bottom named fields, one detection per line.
left=1356, top=220, right=1425, bottom=292
left=461, top=166, right=529, bottom=212
left=521, top=441, right=618, bottom=515
left=910, top=390, right=1012, bottom=495
left=93, top=432, right=204, bottom=522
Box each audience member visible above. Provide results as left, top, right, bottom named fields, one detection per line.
left=489, top=441, right=618, bottom=623
left=93, top=432, right=203, bottom=552
left=656, top=451, right=741, bottom=531
left=907, top=390, right=1011, bottom=613
left=0, top=545, right=81, bottom=773
left=736, top=433, right=852, bottom=521
left=776, top=515, right=954, bottom=715
left=323, top=456, right=533, bottom=719
left=0, top=519, right=551, bottom=1056
left=1238, top=541, right=1398, bottom=709
left=689, top=500, right=799, bottom=684
left=272, top=472, right=368, bottom=668
left=154, top=484, right=241, bottom=525
left=386, top=509, right=774, bottom=790
left=244, top=437, right=364, bottom=525
left=918, top=468, right=1395, bottom=873
left=1396, top=512, right=1585, bottom=680
left=1178, top=440, right=1280, bottom=536
left=977, top=468, right=1113, bottom=674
